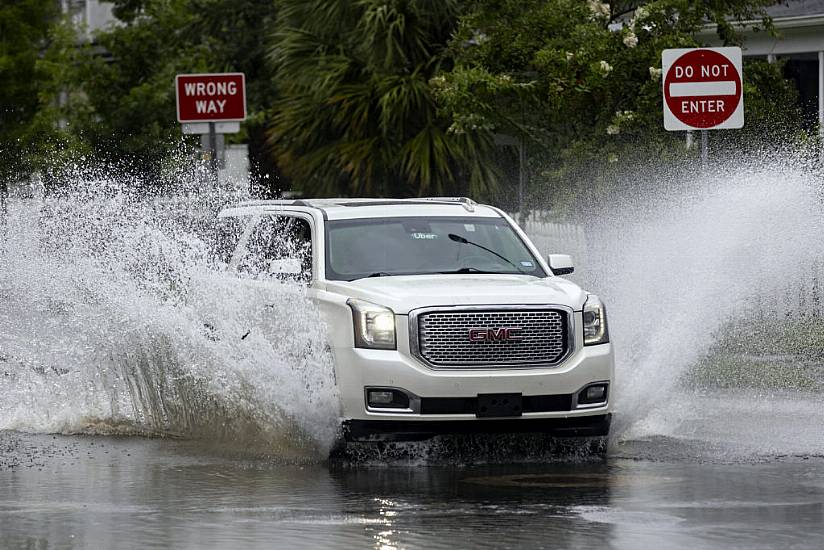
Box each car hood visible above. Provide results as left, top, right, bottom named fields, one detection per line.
left=324, top=274, right=587, bottom=314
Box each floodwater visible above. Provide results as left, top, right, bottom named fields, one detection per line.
left=2, top=421, right=824, bottom=550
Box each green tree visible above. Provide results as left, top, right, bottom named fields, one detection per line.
left=434, top=0, right=799, bottom=211
left=43, top=0, right=281, bottom=184
left=0, top=0, right=59, bottom=184
left=268, top=0, right=497, bottom=198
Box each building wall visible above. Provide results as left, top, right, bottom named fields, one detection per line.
left=84, top=0, right=115, bottom=35
left=62, top=0, right=117, bottom=40
left=698, top=10, right=824, bottom=135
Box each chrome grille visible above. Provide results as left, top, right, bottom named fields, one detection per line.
left=414, top=308, right=569, bottom=368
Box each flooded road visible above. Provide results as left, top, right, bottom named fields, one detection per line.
left=2, top=429, right=824, bottom=549
left=3, top=165, right=824, bottom=548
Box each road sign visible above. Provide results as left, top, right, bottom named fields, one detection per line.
left=662, top=47, right=743, bottom=131
left=175, top=73, right=246, bottom=123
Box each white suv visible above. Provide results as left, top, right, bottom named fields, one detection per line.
left=215, top=197, right=613, bottom=442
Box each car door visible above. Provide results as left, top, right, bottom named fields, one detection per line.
left=201, top=210, right=318, bottom=338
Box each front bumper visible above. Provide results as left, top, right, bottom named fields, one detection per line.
left=343, top=414, right=612, bottom=442
left=332, top=333, right=614, bottom=423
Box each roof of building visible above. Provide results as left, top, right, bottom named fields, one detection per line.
left=767, top=0, right=824, bottom=19
left=698, top=0, right=824, bottom=54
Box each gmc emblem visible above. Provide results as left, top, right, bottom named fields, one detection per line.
left=468, top=327, right=523, bottom=342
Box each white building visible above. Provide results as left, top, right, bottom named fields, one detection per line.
left=60, top=0, right=116, bottom=38
left=701, top=0, right=824, bottom=135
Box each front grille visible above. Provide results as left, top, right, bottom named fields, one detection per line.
left=414, top=308, right=570, bottom=368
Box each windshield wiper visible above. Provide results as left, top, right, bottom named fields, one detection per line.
left=439, top=267, right=506, bottom=274
left=355, top=271, right=395, bottom=280
left=448, top=234, right=526, bottom=273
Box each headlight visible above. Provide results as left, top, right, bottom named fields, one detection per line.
left=347, top=299, right=396, bottom=350
left=582, top=294, right=609, bottom=346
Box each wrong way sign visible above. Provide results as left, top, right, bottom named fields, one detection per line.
left=662, top=47, right=743, bottom=131
left=175, top=73, right=246, bottom=123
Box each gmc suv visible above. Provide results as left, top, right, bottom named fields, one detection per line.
left=215, top=197, right=613, bottom=442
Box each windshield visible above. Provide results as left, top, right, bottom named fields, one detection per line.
left=325, top=216, right=546, bottom=281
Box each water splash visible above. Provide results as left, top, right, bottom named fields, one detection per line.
left=0, top=167, right=340, bottom=459
left=4, top=153, right=824, bottom=463
left=528, top=153, right=824, bottom=452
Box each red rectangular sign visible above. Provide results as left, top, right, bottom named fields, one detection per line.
left=175, top=73, right=246, bottom=123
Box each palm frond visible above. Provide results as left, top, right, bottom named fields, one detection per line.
left=268, top=0, right=497, bottom=198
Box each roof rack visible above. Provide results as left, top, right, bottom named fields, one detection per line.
left=418, top=197, right=476, bottom=212
left=232, top=199, right=320, bottom=208
left=232, top=199, right=296, bottom=208
left=229, top=197, right=479, bottom=212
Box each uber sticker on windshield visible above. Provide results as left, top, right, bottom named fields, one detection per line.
left=520, top=261, right=534, bottom=267
left=463, top=224, right=476, bottom=232
left=411, top=232, right=439, bottom=240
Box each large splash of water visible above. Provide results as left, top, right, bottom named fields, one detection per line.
left=527, top=153, right=824, bottom=455
left=0, top=168, right=340, bottom=459
left=3, top=153, right=823, bottom=462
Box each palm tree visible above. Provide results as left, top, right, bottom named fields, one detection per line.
left=268, top=0, right=497, bottom=198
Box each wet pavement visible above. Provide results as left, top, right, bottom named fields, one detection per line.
left=2, top=431, right=824, bottom=549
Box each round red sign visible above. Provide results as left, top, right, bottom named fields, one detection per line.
left=664, top=49, right=742, bottom=129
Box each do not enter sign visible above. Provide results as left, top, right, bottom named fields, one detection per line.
left=662, top=47, right=743, bottom=131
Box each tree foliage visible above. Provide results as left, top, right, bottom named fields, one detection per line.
left=37, top=0, right=281, bottom=182
left=438, top=0, right=778, bottom=137
left=0, top=0, right=808, bottom=206
left=434, top=0, right=800, bottom=210
left=268, top=0, right=497, bottom=198
left=0, top=0, right=59, bottom=182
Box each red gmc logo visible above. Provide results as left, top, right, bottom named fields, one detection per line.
left=468, top=327, right=523, bottom=342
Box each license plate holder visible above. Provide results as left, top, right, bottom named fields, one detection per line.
left=476, top=393, right=523, bottom=418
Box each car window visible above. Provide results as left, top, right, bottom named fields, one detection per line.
left=211, top=216, right=250, bottom=266
left=325, top=216, right=545, bottom=280
left=236, top=215, right=313, bottom=282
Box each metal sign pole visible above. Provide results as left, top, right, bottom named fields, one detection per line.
left=518, top=136, right=525, bottom=222
left=818, top=51, right=823, bottom=162
left=701, top=129, right=708, bottom=169
left=0, top=179, right=7, bottom=239
left=208, top=122, right=218, bottom=182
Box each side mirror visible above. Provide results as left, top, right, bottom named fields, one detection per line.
left=548, top=254, right=574, bottom=276
left=267, top=258, right=303, bottom=275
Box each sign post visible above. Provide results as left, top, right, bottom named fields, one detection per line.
left=701, top=128, right=708, bottom=169
left=208, top=122, right=218, bottom=176
left=662, top=47, right=744, bottom=168
left=175, top=72, right=246, bottom=181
